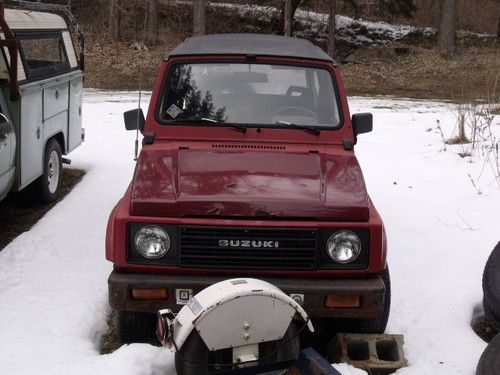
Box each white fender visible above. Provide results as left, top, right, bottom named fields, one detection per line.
left=164, top=278, right=314, bottom=352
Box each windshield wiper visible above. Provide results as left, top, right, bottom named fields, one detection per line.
left=179, top=117, right=247, bottom=133
left=275, top=121, right=321, bottom=136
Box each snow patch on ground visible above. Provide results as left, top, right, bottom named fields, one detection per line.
left=333, top=363, right=369, bottom=374
left=0, top=91, right=498, bottom=374
left=207, top=1, right=434, bottom=45
left=200, top=2, right=495, bottom=47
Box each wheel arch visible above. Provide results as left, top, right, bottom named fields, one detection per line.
left=48, top=132, right=66, bottom=155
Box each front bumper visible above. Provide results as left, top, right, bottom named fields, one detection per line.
left=108, top=271, right=386, bottom=319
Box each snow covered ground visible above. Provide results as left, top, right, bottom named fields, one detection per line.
left=0, top=91, right=498, bottom=374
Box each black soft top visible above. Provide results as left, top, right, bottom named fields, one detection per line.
left=166, top=33, right=335, bottom=64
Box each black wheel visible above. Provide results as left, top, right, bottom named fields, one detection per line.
left=324, top=267, right=391, bottom=335
left=34, top=139, right=62, bottom=203
left=116, top=310, right=156, bottom=344
left=476, top=333, right=500, bottom=375
left=175, top=323, right=299, bottom=375
left=483, top=242, right=500, bottom=331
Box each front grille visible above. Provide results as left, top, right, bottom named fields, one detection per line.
left=179, top=226, right=318, bottom=269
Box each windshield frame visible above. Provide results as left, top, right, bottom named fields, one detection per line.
left=155, top=59, right=344, bottom=131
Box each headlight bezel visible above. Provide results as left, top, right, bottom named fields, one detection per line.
left=127, top=223, right=178, bottom=265
left=326, top=230, right=362, bottom=264
left=319, top=228, right=370, bottom=269
left=134, top=225, right=171, bottom=259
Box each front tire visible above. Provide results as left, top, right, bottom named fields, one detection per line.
left=175, top=323, right=299, bottom=375
left=35, top=139, right=62, bottom=203
left=116, top=310, right=156, bottom=344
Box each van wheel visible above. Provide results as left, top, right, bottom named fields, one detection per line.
left=35, top=139, right=62, bottom=203
left=116, top=310, right=157, bottom=344
left=476, top=333, right=500, bottom=375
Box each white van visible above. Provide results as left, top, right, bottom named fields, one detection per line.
left=0, top=5, right=84, bottom=203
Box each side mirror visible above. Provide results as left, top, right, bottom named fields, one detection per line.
left=124, top=108, right=145, bottom=132
left=352, top=113, right=373, bottom=136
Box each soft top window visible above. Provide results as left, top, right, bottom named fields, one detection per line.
left=17, top=32, right=71, bottom=81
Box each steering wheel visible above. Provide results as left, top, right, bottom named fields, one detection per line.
left=271, top=106, right=320, bottom=123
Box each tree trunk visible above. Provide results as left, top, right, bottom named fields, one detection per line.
left=497, top=16, right=500, bottom=40
left=348, top=0, right=360, bottom=19
left=193, top=0, right=206, bottom=36
left=145, top=0, right=158, bottom=44
left=327, top=0, right=336, bottom=56
left=109, top=0, right=121, bottom=41
left=438, top=0, right=456, bottom=60
left=281, top=0, right=301, bottom=36
left=284, top=0, right=292, bottom=36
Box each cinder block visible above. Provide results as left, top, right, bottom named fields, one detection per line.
left=327, top=333, right=408, bottom=375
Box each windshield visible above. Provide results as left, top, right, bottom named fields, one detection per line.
left=158, top=62, right=341, bottom=128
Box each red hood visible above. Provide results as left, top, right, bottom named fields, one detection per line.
left=130, top=145, right=370, bottom=221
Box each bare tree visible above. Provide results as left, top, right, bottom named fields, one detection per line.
left=438, top=0, right=456, bottom=59
left=497, top=16, right=500, bottom=40
left=145, top=0, right=159, bottom=44
left=283, top=0, right=292, bottom=36
left=109, top=0, right=121, bottom=41
left=281, top=0, right=302, bottom=36
left=327, top=0, right=336, bottom=56
left=193, top=0, right=206, bottom=36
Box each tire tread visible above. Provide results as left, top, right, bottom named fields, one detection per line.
left=482, top=242, right=500, bottom=330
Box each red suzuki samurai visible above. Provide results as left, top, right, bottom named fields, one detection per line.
left=106, top=34, right=389, bottom=342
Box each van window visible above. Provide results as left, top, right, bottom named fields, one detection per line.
left=17, top=32, right=70, bottom=81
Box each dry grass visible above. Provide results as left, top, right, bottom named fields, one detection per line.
left=446, top=134, right=470, bottom=145
left=81, top=1, right=193, bottom=89
left=84, top=38, right=176, bottom=90
left=410, top=0, right=499, bottom=35
left=300, top=0, right=500, bottom=35
left=99, top=312, right=122, bottom=354
left=342, top=42, right=500, bottom=101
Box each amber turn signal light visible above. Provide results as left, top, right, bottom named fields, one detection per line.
left=132, top=288, right=168, bottom=300
left=325, top=294, right=360, bottom=308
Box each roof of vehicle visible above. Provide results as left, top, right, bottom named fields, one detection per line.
left=4, top=8, right=67, bottom=30
left=166, top=34, right=336, bottom=64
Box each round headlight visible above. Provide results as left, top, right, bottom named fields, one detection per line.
left=134, top=226, right=170, bottom=259
left=326, top=230, right=361, bottom=264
